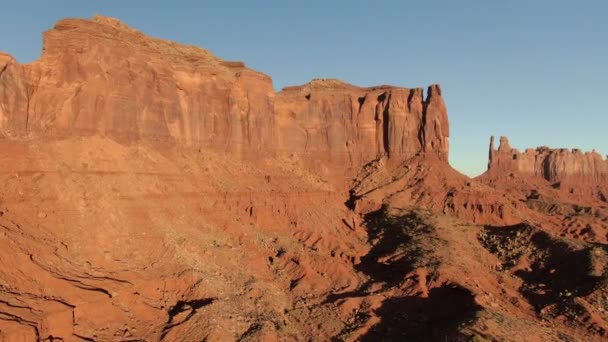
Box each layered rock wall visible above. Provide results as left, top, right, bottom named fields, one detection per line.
left=0, top=16, right=449, bottom=172
left=275, top=80, right=449, bottom=170
left=0, top=16, right=276, bottom=155
left=488, top=136, right=608, bottom=183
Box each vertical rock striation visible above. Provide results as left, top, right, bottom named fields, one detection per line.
left=274, top=80, right=449, bottom=173
left=0, top=16, right=276, bottom=155
left=488, top=136, right=608, bottom=183
left=0, top=16, right=450, bottom=174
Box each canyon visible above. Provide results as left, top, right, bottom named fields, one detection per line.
left=0, top=16, right=607, bottom=341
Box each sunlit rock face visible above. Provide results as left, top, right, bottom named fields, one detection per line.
left=488, top=135, right=608, bottom=182
left=0, top=16, right=449, bottom=175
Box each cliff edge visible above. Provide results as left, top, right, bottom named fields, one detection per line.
left=0, top=16, right=449, bottom=176
left=487, top=135, right=608, bottom=183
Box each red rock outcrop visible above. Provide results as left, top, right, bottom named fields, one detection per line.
left=2, top=15, right=608, bottom=342
left=275, top=79, right=449, bottom=174
left=0, top=15, right=449, bottom=175
left=0, top=16, right=276, bottom=155
left=0, top=15, right=452, bottom=340
left=479, top=136, right=608, bottom=244
left=484, top=135, right=608, bottom=206
left=488, top=135, right=608, bottom=183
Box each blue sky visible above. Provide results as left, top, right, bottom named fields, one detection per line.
left=2, top=1, right=606, bottom=176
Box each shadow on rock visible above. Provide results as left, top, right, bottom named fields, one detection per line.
left=479, top=224, right=608, bottom=321
left=326, top=207, right=436, bottom=302
left=360, top=284, right=479, bottom=342
left=329, top=206, right=481, bottom=340
left=356, top=208, right=435, bottom=287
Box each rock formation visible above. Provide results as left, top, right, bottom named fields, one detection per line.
left=479, top=135, right=608, bottom=246
left=1, top=15, right=608, bottom=342
left=0, top=15, right=449, bottom=176
left=275, top=79, right=449, bottom=178
left=0, top=15, right=453, bottom=340
left=0, top=16, right=276, bottom=154
left=488, top=135, right=608, bottom=183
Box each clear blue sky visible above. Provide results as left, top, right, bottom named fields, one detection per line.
left=2, top=1, right=606, bottom=176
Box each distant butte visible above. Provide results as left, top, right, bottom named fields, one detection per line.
left=488, top=135, right=608, bottom=182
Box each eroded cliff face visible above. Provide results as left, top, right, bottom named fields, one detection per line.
left=0, top=16, right=276, bottom=155
left=482, top=136, right=608, bottom=233
left=275, top=80, right=449, bottom=173
left=0, top=16, right=449, bottom=173
left=0, top=16, right=453, bottom=340
left=5, top=15, right=608, bottom=342
left=488, top=136, right=608, bottom=183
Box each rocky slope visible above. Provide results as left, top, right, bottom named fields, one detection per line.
left=0, top=15, right=607, bottom=341
left=478, top=135, right=608, bottom=244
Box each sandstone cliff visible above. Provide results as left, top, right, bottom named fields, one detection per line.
left=275, top=79, right=449, bottom=175
left=2, top=15, right=608, bottom=342
left=0, top=16, right=449, bottom=173
left=0, top=15, right=276, bottom=155
left=487, top=135, right=608, bottom=183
